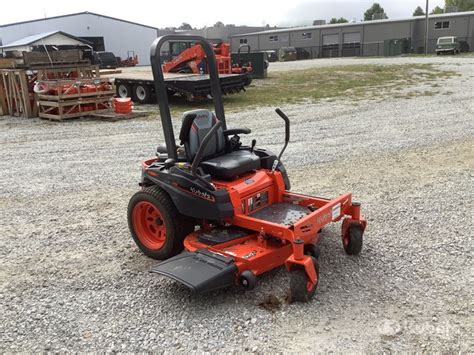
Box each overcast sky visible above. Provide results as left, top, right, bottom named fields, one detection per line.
left=1, top=0, right=446, bottom=28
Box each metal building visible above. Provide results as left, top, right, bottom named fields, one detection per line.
left=0, top=12, right=274, bottom=66
left=0, top=31, right=91, bottom=53
left=0, top=12, right=168, bottom=65
left=230, top=11, right=474, bottom=58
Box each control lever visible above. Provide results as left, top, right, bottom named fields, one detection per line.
left=250, top=139, right=256, bottom=153
left=273, top=108, right=290, bottom=171
left=164, top=158, right=175, bottom=168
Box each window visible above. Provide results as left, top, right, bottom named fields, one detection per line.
left=301, top=32, right=312, bottom=40
left=435, top=21, right=450, bottom=29
left=239, top=38, right=247, bottom=44
left=269, top=35, right=279, bottom=42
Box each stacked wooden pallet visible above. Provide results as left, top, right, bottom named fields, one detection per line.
left=0, top=69, right=37, bottom=118
left=37, top=79, right=115, bottom=121
left=0, top=49, right=103, bottom=119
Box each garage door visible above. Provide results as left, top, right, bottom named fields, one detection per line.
left=323, top=34, right=339, bottom=45
left=342, top=32, right=361, bottom=57
left=343, top=32, right=361, bottom=43
left=322, top=34, right=339, bottom=58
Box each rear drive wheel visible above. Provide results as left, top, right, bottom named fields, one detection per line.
left=128, top=186, right=194, bottom=260
left=117, top=84, right=131, bottom=98
left=133, top=84, right=152, bottom=104
left=343, top=223, right=364, bottom=255
left=289, top=257, right=319, bottom=303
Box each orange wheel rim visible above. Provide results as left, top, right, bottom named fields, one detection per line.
left=132, top=201, right=167, bottom=250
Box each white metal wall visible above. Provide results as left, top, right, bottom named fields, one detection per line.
left=0, top=13, right=160, bottom=65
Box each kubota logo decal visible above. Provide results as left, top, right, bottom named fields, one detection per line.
left=189, top=187, right=215, bottom=202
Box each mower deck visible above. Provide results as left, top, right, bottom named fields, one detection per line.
left=151, top=188, right=364, bottom=293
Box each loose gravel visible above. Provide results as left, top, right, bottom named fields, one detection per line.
left=1, top=55, right=473, bottom=352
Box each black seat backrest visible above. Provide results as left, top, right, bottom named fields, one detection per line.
left=179, top=109, right=226, bottom=161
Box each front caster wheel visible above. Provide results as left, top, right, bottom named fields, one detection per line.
left=289, top=257, right=319, bottom=303
left=343, top=223, right=363, bottom=255
left=304, top=244, right=321, bottom=259
left=239, top=270, right=257, bottom=291
left=128, top=185, right=194, bottom=260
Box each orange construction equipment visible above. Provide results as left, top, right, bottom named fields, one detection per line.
left=120, top=51, right=139, bottom=67
left=162, top=42, right=252, bottom=76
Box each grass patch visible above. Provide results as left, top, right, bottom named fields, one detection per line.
left=141, top=63, right=457, bottom=117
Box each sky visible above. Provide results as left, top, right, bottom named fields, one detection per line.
left=1, top=0, right=446, bottom=28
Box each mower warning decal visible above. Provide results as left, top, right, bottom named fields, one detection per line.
left=332, top=203, right=341, bottom=220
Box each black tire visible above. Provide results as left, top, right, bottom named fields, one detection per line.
left=343, top=224, right=363, bottom=256
left=133, top=84, right=152, bottom=104
left=289, top=257, right=319, bottom=303
left=117, top=84, right=132, bottom=99
left=239, top=270, right=257, bottom=291
left=127, top=185, right=194, bottom=260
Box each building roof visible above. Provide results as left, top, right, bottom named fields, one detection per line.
left=0, top=31, right=92, bottom=49
left=0, top=11, right=158, bottom=30
left=230, top=11, right=474, bottom=37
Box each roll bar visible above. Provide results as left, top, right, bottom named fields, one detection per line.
left=237, top=44, right=251, bottom=62
left=150, top=35, right=227, bottom=161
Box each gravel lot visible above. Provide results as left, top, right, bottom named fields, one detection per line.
left=1, top=55, right=473, bottom=352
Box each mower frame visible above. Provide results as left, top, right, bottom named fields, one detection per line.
left=128, top=35, right=367, bottom=300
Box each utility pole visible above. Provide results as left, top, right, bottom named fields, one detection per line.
left=425, top=0, right=429, bottom=54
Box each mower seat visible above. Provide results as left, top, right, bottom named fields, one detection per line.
left=179, top=109, right=260, bottom=180
left=200, top=150, right=260, bottom=180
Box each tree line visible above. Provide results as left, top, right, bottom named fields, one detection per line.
left=175, top=1, right=474, bottom=30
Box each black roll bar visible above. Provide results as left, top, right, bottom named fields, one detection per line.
left=150, top=35, right=227, bottom=161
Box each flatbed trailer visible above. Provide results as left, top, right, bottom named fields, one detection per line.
left=104, top=69, right=251, bottom=103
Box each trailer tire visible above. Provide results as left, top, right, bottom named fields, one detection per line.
left=128, top=185, right=195, bottom=260
left=343, top=224, right=363, bottom=255
left=117, top=84, right=132, bottom=99
left=289, top=257, right=319, bottom=303
left=133, top=84, right=152, bottom=104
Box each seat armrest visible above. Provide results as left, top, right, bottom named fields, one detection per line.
left=223, top=128, right=251, bottom=136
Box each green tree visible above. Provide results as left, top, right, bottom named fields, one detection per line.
left=178, top=22, right=193, bottom=30
left=445, top=0, right=474, bottom=11
left=412, top=6, right=425, bottom=16
left=430, top=6, right=444, bottom=14
left=329, top=17, right=349, bottom=24
left=364, top=3, right=388, bottom=21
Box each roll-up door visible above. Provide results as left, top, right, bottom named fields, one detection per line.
left=322, top=34, right=339, bottom=58
left=342, top=32, right=361, bottom=57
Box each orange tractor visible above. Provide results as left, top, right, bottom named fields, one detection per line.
left=162, top=41, right=253, bottom=76
left=119, top=51, right=139, bottom=67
